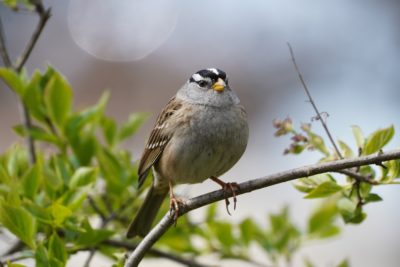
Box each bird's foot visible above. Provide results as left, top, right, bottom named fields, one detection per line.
left=210, top=176, right=240, bottom=215
left=169, top=194, right=185, bottom=225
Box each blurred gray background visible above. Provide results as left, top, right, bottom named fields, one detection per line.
left=1, top=0, right=400, bottom=266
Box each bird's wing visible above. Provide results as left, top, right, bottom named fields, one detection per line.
left=137, top=96, right=183, bottom=188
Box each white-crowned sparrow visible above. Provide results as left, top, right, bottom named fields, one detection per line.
left=126, top=68, right=249, bottom=238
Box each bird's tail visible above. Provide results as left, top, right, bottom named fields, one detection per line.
left=126, top=184, right=168, bottom=238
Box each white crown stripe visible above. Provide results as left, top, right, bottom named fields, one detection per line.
left=207, top=68, right=219, bottom=75
left=191, top=73, right=203, bottom=81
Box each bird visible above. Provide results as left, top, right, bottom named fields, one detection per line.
left=126, top=68, right=249, bottom=238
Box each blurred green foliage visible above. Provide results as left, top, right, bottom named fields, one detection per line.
left=274, top=117, right=399, bottom=225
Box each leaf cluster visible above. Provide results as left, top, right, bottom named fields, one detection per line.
left=0, top=66, right=148, bottom=266
left=274, top=117, right=399, bottom=225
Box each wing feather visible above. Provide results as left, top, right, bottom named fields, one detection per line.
left=138, top=97, right=183, bottom=187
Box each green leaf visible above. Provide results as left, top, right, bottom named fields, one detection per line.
left=51, top=155, right=73, bottom=186
left=49, top=203, right=72, bottom=226
left=205, top=203, right=217, bottom=222
left=381, top=160, right=400, bottom=182
left=308, top=200, right=340, bottom=238
left=69, top=134, right=97, bottom=166
left=337, top=198, right=356, bottom=222
left=24, top=201, right=53, bottom=225
left=338, top=140, right=354, bottom=158
left=65, top=91, right=109, bottom=137
left=239, top=218, right=260, bottom=245
left=44, top=73, right=73, bottom=128
left=305, top=181, right=342, bottom=198
left=43, top=169, right=64, bottom=195
left=22, top=71, right=47, bottom=122
left=0, top=203, right=36, bottom=248
left=3, top=0, right=33, bottom=9
left=101, top=117, right=118, bottom=147
left=35, top=244, right=50, bottom=267
left=266, top=207, right=300, bottom=254
left=363, top=125, right=394, bottom=155
left=96, top=148, right=125, bottom=193
left=69, top=167, right=97, bottom=189
left=60, top=188, right=88, bottom=211
left=207, top=221, right=235, bottom=252
left=118, top=112, right=149, bottom=141
left=21, top=160, right=42, bottom=200
left=351, top=125, right=365, bottom=149
left=293, top=174, right=334, bottom=193
left=49, top=232, right=67, bottom=264
left=365, top=193, right=382, bottom=203
left=13, top=125, right=60, bottom=146
left=0, top=164, right=12, bottom=184
left=3, top=0, right=18, bottom=8
left=7, top=263, right=27, bottom=267
left=160, top=217, right=196, bottom=252
left=337, top=198, right=366, bottom=224
left=0, top=68, right=25, bottom=95
left=4, top=144, right=29, bottom=178
left=337, top=259, right=350, bottom=267
left=76, top=220, right=114, bottom=247
left=359, top=182, right=372, bottom=199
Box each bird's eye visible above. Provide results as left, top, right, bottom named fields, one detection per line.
left=197, top=80, right=208, bottom=87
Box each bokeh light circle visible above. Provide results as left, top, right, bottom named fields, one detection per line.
left=67, top=0, right=179, bottom=61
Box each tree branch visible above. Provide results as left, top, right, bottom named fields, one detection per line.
left=287, top=43, right=343, bottom=159
left=287, top=43, right=379, bottom=188
left=0, top=16, right=12, bottom=67
left=125, top=149, right=400, bottom=266
left=336, top=169, right=378, bottom=185
left=20, top=103, right=37, bottom=164
left=103, top=240, right=212, bottom=267
left=0, top=2, right=51, bottom=164
left=15, top=5, right=51, bottom=72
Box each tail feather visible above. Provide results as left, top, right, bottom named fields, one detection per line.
left=126, top=185, right=168, bottom=238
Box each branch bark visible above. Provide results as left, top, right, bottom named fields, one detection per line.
left=15, top=6, right=51, bottom=72
left=125, top=149, right=400, bottom=267
left=103, top=240, right=212, bottom=267
left=0, top=3, right=51, bottom=164
left=0, top=17, right=12, bottom=67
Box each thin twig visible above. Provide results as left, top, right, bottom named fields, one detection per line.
left=0, top=16, right=12, bottom=67
left=20, top=104, right=37, bottom=164
left=88, top=196, right=107, bottom=221
left=103, top=240, right=213, bottom=267
left=287, top=43, right=378, bottom=189
left=125, top=149, right=400, bottom=266
left=82, top=251, right=95, bottom=267
left=0, top=241, right=24, bottom=258
left=336, top=169, right=378, bottom=185
left=15, top=6, right=51, bottom=72
left=1, top=3, right=51, bottom=164
left=287, top=43, right=343, bottom=159
left=0, top=253, right=31, bottom=265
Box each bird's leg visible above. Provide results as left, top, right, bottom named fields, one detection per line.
left=210, top=176, right=240, bottom=215
left=168, top=179, right=184, bottom=224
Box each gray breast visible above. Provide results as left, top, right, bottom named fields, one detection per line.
left=162, top=104, right=248, bottom=185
